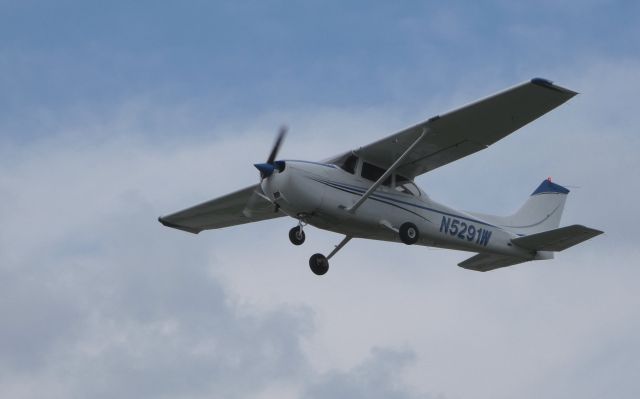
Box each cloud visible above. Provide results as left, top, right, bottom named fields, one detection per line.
left=3, top=56, right=640, bottom=397
left=0, top=108, right=437, bottom=398
left=0, top=164, right=312, bottom=398
left=1, top=5, right=639, bottom=396
left=303, top=348, right=431, bottom=399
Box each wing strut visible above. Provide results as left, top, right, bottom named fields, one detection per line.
left=348, top=129, right=427, bottom=213
left=327, top=235, right=352, bottom=260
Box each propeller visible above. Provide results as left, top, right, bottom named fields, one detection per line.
left=242, top=126, right=288, bottom=218
left=254, top=125, right=287, bottom=179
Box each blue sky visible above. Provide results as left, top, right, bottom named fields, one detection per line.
left=1, top=2, right=639, bottom=398
left=2, top=1, right=638, bottom=140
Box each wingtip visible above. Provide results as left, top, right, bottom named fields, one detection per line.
left=587, top=226, right=605, bottom=236
left=158, top=216, right=200, bottom=234
left=530, top=77, right=578, bottom=96
left=531, top=77, right=554, bottom=87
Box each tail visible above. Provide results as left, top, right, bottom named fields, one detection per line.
left=470, top=179, right=569, bottom=235
left=461, top=179, right=603, bottom=272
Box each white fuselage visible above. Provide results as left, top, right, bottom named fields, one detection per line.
left=261, top=160, right=536, bottom=259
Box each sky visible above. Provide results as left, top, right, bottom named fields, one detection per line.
left=1, top=1, right=639, bottom=398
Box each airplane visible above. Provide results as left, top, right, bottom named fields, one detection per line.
left=158, top=78, right=603, bottom=275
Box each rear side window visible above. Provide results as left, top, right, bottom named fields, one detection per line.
left=361, top=162, right=391, bottom=186
left=395, top=181, right=421, bottom=197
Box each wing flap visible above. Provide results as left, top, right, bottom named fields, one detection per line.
left=511, top=224, right=603, bottom=252
left=158, top=184, right=284, bottom=234
left=458, top=253, right=530, bottom=272
left=337, top=78, right=577, bottom=178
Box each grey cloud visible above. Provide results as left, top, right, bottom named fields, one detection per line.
left=0, top=218, right=313, bottom=398
left=2, top=196, right=312, bottom=398
left=303, top=348, right=433, bottom=399
left=1, top=50, right=639, bottom=399
left=0, top=267, right=83, bottom=372
left=0, top=126, right=432, bottom=399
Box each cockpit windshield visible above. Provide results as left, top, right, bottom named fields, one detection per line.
left=339, top=154, right=358, bottom=174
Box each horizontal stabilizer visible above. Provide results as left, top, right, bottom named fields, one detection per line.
left=511, top=224, right=603, bottom=252
left=458, top=253, right=530, bottom=272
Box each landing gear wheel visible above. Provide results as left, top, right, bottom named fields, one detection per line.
left=289, top=226, right=306, bottom=245
left=309, top=253, right=329, bottom=275
left=399, top=222, right=419, bottom=245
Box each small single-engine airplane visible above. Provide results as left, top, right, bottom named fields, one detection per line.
left=159, top=78, right=603, bottom=275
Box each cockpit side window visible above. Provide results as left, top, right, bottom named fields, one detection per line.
left=340, top=154, right=358, bottom=174
left=361, top=162, right=391, bottom=186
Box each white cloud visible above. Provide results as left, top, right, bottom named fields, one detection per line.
left=302, top=348, right=431, bottom=399
left=0, top=104, right=435, bottom=398
left=1, top=56, right=639, bottom=399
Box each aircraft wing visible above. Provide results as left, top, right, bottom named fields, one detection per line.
left=158, top=184, right=284, bottom=234
left=330, top=78, right=577, bottom=178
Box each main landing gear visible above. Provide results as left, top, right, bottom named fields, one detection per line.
left=399, top=222, right=419, bottom=245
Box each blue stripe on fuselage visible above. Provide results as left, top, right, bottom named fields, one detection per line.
left=283, top=160, right=337, bottom=168
left=313, top=178, right=431, bottom=222
left=311, top=177, right=499, bottom=229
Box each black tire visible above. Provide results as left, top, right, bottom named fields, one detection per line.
left=399, top=222, right=419, bottom=245
left=309, top=253, right=329, bottom=275
left=289, top=226, right=306, bottom=245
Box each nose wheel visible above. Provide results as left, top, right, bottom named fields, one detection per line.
left=289, top=225, right=306, bottom=245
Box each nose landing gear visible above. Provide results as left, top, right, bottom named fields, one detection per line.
left=289, top=225, right=306, bottom=245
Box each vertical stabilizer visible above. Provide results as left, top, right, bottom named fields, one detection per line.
left=470, top=179, right=569, bottom=235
